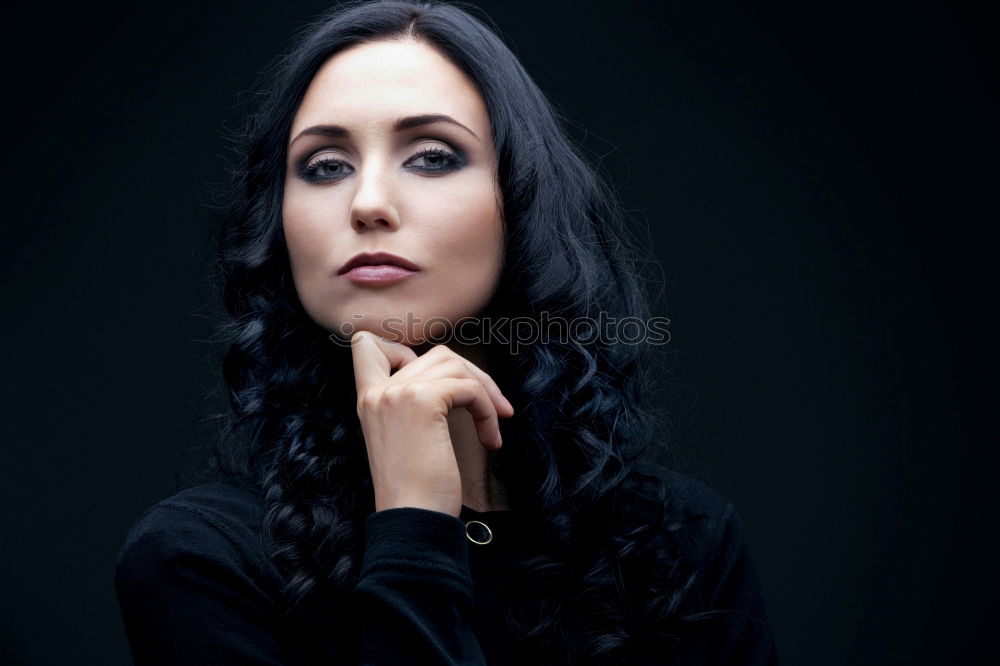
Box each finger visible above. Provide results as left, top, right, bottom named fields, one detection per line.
left=390, top=345, right=515, bottom=418
left=455, top=357, right=515, bottom=418
left=427, top=377, right=504, bottom=450
left=378, top=342, right=447, bottom=383
left=350, top=331, right=419, bottom=395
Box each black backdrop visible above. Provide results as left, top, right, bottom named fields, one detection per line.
left=2, top=1, right=995, bottom=664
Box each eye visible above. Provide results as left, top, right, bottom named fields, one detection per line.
left=296, top=145, right=464, bottom=184
left=406, top=146, right=463, bottom=173
left=298, top=154, right=352, bottom=183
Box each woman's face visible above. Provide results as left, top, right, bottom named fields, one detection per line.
left=283, top=38, right=504, bottom=347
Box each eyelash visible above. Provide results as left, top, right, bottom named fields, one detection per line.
left=297, top=146, right=463, bottom=183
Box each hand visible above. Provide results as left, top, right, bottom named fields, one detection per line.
left=351, top=331, right=515, bottom=517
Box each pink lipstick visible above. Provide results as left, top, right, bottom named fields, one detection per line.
left=338, top=251, right=420, bottom=285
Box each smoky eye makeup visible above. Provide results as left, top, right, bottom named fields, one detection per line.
left=292, top=138, right=469, bottom=184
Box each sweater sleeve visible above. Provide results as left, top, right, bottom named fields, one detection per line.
left=353, top=507, right=486, bottom=665
left=114, top=503, right=286, bottom=665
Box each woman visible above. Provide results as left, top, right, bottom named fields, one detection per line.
left=114, top=1, right=779, bottom=664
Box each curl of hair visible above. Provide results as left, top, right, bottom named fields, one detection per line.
left=199, top=1, right=701, bottom=662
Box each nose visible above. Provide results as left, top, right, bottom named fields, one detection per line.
left=350, top=161, right=400, bottom=232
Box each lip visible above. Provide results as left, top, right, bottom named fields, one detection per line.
left=342, top=265, right=418, bottom=284
left=338, top=251, right=421, bottom=275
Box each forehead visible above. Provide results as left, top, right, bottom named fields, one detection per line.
left=290, top=38, right=489, bottom=139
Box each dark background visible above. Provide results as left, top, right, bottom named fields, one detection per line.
left=2, top=1, right=995, bottom=664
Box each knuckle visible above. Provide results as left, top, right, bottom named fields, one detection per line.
left=383, top=383, right=407, bottom=403
left=444, top=358, right=467, bottom=376
left=357, top=388, right=380, bottom=413
left=428, top=344, right=453, bottom=358
left=400, top=383, right=425, bottom=401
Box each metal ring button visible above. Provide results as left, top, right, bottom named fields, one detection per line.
left=465, top=520, right=493, bottom=545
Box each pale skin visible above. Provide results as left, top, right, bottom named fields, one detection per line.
left=282, top=37, right=513, bottom=516
left=351, top=332, right=513, bottom=517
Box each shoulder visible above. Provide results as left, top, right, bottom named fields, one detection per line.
left=633, top=459, right=735, bottom=530
left=630, top=462, right=780, bottom=660
left=632, top=461, right=763, bottom=601
left=117, top=480, right=265, bottom=552
left=114, top=481, right=275, bottom=594
left=113, top=482, right=302, bottom=663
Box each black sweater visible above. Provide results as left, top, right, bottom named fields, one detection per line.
left=114, top=467, right=779, bottom=664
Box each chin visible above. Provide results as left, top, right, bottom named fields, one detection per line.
left=316, top=299, right=489, bottom=349
left=325, top=317, right=440, bottom=349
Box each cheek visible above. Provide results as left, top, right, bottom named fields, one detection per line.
left=282, top=191, right=340, bottom=272
left=419, top=180, right=503, bottom=268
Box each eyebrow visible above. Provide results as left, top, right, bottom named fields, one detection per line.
left=288, top=113, right=479, bottom=149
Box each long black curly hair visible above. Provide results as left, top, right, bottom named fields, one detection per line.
left=197, top=0, right=701, bottom=662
